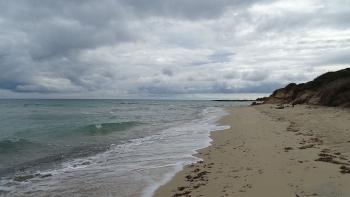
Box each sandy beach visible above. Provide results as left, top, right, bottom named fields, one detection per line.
left=154, top=104, right=350, bottom=197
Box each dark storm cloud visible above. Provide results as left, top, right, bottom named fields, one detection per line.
left=0, top=0, right=349, bottom=97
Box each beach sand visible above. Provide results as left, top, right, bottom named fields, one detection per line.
left=154, top=104, right=350, bottom=197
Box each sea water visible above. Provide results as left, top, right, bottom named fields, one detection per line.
left=0, top=99, right=249, bottom=197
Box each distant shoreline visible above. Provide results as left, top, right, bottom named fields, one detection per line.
left=211, top=99, right=255, bottom=102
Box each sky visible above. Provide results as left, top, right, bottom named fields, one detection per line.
left=0, top=0, right=349, bottom=99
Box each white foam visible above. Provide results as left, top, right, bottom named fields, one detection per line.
left=142, top=107, right=230, bottom=197
left=2, top=107, right=230, bottom=197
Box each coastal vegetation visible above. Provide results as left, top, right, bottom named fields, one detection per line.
left=263, top=68, right=350, bottom=107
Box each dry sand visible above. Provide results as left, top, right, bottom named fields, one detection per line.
left=154, top=104, right=350, bottom=197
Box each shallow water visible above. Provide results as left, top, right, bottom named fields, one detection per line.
left=0, top=99, right=248, bottom=197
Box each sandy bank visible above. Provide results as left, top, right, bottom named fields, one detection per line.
left=154, top=104, right=350, bottom=197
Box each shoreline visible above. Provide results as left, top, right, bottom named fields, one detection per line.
left=0, top=104, right=231, bottom=197
left=154, top=104, right=350, bottom=197
left=142, top=106, right=231, bottom=197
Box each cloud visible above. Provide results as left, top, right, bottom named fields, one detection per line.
left=119, top=0, right=272, bottom=20
left=0, top=0, right=349, bottom=98
left=241, top=70, right=268, bottom=81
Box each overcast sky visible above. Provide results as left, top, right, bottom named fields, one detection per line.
left=0, top=0, right=349, bottom=99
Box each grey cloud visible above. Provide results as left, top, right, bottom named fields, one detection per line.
left=253, top=1, right=350, bottom=34
left=0, top=0, right=136, bottom=93
left=119, top=0, right=272, bottom=20
left=210, top=80, right=283, bottom=93
left=208, top=51, right=235, bottom=63
left=0, top=0, right=349, bottom=98
left=320, top=49, right=350, bottom=65
left=236, top=81, right=283, bottom=93
left=162, top=68, right=174, bottom=77
left=223, top=72, right=238, bottom=79
left=1, top=1, right=134, bottom=60
left=241, top=70, right=268, bottom=81
left=136, top=79, right=283, bottom=94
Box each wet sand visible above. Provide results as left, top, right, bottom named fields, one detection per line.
left=154, top=104, right=350, bottom=197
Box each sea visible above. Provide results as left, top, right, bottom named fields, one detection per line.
left=0, top=99, right=251, bottom=197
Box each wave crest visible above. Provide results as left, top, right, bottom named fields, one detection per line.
left=78, top=121, right=140, bottom=135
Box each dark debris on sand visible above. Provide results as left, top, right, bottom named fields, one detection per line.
left=171, top=162, right=215, bottom=197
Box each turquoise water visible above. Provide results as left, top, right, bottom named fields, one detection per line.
left=0, top=99, right=249, bottom=196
